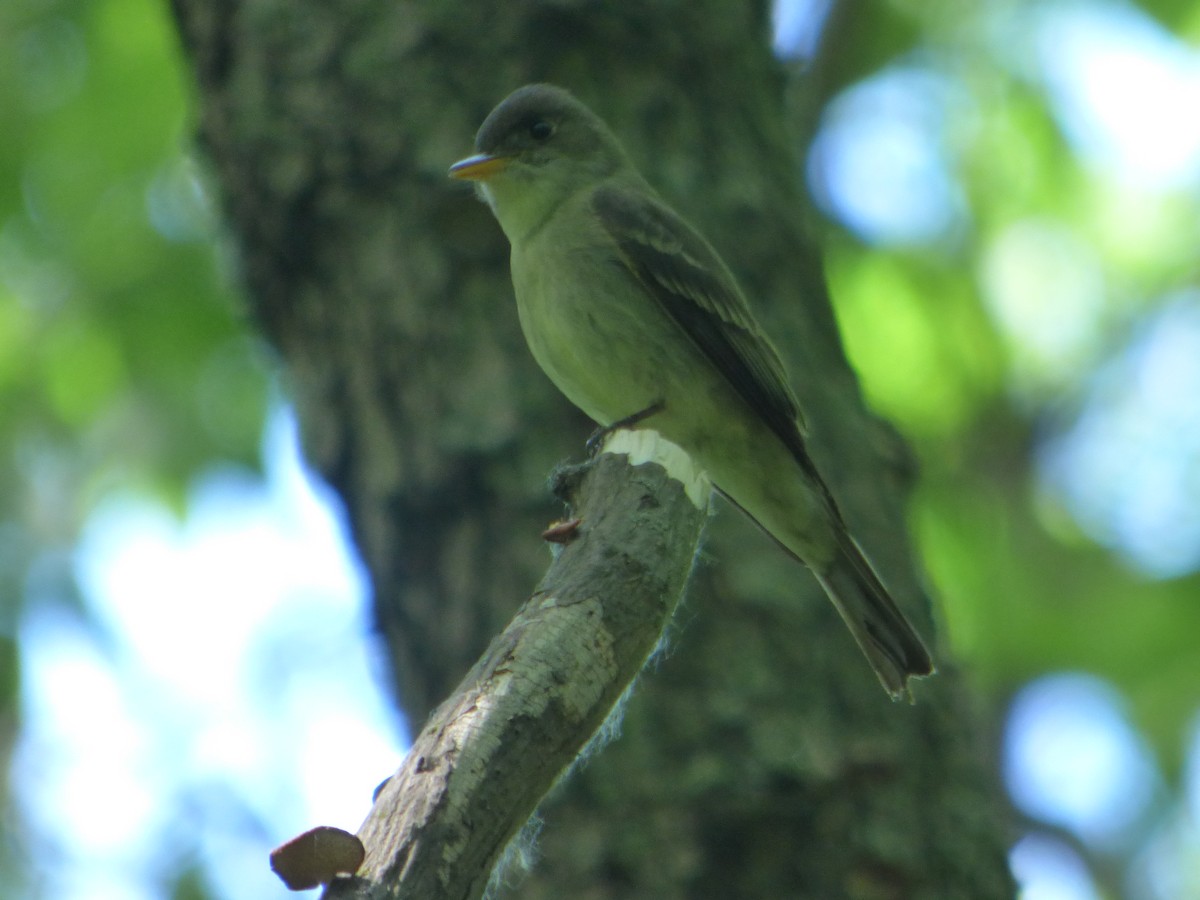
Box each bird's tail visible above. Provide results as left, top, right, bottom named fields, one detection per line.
left=813, top=533, right=935, bottom=701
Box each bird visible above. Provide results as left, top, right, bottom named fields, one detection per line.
left=449, top=84, right=934, bottom=699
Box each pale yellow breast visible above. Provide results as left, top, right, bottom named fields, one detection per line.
left=509, top=203, right=677, bottom=426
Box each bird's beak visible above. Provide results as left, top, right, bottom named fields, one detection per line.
left=449, top=153, right=510, bottom=181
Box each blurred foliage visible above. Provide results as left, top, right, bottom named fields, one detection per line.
left=1, top=0, right=268, bottom=894
left=1138, top=0, right=1200, bottom=32
left=2, top=0, right=1198, bottom=897
left=813, top=0, right=1200, bottom=785
left=0, top=0, right=268, bottom=530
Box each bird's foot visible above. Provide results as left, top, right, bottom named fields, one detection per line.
left=586, top=400, right=666, bottom=457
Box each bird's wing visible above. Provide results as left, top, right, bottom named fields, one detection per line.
left=592, top=183, right=812, bottom=466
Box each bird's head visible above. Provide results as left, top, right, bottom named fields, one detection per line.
left=450, top=84, right=630, bottom=241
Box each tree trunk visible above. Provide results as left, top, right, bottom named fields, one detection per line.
left=170, top=1, right=1016, bottom=896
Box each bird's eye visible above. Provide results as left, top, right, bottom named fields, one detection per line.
left=529, top=120, right=554, bottom=141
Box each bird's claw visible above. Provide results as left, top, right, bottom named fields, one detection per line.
left=585, top=400, right=666, bottom=457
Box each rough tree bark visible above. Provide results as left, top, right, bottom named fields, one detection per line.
left=170, top=1, right=1016, bottom=897
left=317, top=433, right=711, bottom=899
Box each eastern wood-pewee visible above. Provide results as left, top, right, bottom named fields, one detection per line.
left=450, top=84, right=933, bottom=699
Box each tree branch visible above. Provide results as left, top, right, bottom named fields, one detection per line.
left=321, top=431, right=710, bottom=900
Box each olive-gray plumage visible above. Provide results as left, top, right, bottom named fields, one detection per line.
left=450, top=84, right=933, bottom=698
